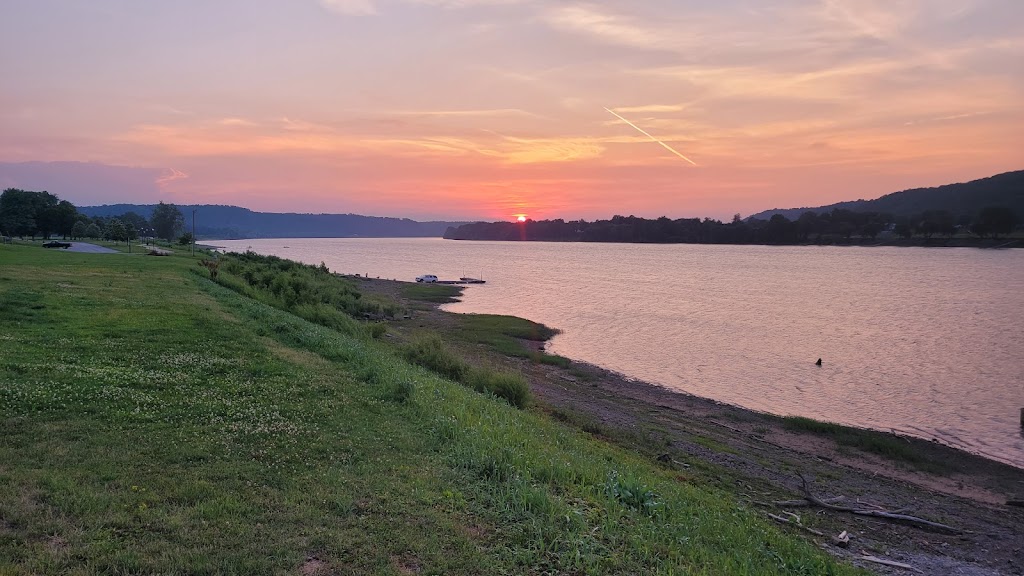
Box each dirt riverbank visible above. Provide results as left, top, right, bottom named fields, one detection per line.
left=359, top=277, right=1024, bottom=575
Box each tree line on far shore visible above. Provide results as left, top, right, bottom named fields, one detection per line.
left=5, top=187, right=1020, bottom=248
left=444, top=206, right=1020, bottom=245
left=0, top=189, right=191, bottom=244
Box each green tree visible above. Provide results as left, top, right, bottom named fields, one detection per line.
left=764, top=214, right=796, bottom=244
left=919, top=210, right=954, bottom=238
left=106, top=219, right=127, bottom=242
left=151, top=201, right=185, bottom=242
left=0, top=188, right=61, bottom=238
left=85, top=223, right=102, bottom=239
left=836, top=221, right=856, bottom=240
left=860, top=221, right=883, bottom=239
left=178, top=232, right=194, bottom=246
left=71, top=220, right=87, bottom=239
left=54, top=200, right=79, bottom=239
left=117, top=211, right=151, bottom=237
left=0, top=189, right=36, bottom=237
left=972, top=206, right=1018, bottom=239
left=795, top=211, right=818, bottom=242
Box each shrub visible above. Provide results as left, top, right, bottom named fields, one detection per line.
left=365, top=322, right=387, bottom=339
left=383, top=380, right=414, bottom=404
left=291, top=303, right=360, bottom=335
left=402, top=334, right=468, bottom=382
left=605, top=471, right=663, bottom=516
left=402, top=336, right=530, bottom=408
left=467, top=369, right=530, bottom=408
left=210, top=251, right=405, bottom=336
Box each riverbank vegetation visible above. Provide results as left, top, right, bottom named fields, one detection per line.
left=444, top=206, right=1021, bottom=246
left=447, top=313, right=566, bottom=363
left=0, top=188, right=207, bottom=248
left=401, top=334, right=530, bottom=408
left=399, top=282, right=462, bottom=304
left=780, top=417, right=952, bottom=474
left=213, top=250, right=402, bottom=332
left=395, top=282, right=572, bottom=368
left=0, top=244, right=865, bottom=574
left=446, top=171, right=1023, bottom=246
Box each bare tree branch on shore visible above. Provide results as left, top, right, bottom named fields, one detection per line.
left=788, top=473, right=962, bottom=535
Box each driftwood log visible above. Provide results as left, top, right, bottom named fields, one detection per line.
left=766, top=512, right=825, bottom=537
left=791, top=474, right=962, bottom=535
left=860, top=555, right=922, bottom=573
left=772, top=496, right=845, bottom=507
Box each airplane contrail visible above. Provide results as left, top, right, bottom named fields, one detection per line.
left=604, top=107, right=697, bottom=166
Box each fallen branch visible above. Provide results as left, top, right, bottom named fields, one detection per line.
left=774, top=496, right=845, bottom=507
left=797, top=474, right=962, bottom=535
left=748, top=435, right=797, bottom=452
left=767, top=512, right=825, bottom=537
left=860, top=554, right=922, bottom=573
left=707, top=419, right=744, bottom=434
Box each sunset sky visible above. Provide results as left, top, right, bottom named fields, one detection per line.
left=1, top=0, right=1022, bottom=221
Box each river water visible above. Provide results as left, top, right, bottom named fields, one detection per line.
left=211, top=238, right=1024, bottom=468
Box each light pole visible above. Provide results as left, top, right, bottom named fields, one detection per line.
left=191, top=209, right=196, bottom=256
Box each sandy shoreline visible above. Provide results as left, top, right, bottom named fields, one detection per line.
left=505, top=340, right=1024, bottom=575
left=359, top=276, right=1024, bottom=575
left=551, top=357, right=1023, bottom=471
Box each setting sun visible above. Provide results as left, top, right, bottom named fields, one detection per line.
left=516, top=215, right=527, bottom=223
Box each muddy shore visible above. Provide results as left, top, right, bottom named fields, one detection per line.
left=358, top=277, right=1024, bottom=575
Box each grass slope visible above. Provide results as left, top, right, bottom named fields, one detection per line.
left=0, top=245, right=861, bottom=575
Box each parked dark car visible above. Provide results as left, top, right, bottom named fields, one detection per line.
left=42, top=241, right=72, bottom=249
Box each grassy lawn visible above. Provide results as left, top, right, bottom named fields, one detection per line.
left=0, top=245, right=861, bottom=575
left=445, top=314, right=573, bottom=367
left=399, top=283, right=572, bottom=368
left=399, top=283, right=463, bottom=304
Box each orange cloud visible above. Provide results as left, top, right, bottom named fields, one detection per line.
left=115, top=117, right=609, bottom=166
left=155, top=168, right=189, bottom=188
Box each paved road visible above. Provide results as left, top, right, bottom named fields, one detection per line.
left=64, top=242, right=120, bottom=254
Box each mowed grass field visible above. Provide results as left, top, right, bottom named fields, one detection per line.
left=0, top=245, right=861, bottom=575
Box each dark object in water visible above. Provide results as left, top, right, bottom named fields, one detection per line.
left=815, top=358, right=822, bottom=366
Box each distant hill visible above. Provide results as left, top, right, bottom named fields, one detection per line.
left=78, top=204, right=466, bottom=239
left=749, top=170, right=1024, bottom=221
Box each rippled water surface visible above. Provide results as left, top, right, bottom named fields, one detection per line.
left=213, top=238, right=1024, bottom=467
